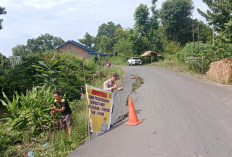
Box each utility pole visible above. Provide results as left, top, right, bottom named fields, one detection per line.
left=212, top=25, right=215, bottom=46
left=198, top=23, right=200, bottom=53
left=192, top=24, right=195, bottom=48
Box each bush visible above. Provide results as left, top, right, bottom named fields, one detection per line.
left=0, top=53, right=43, bottom=101
left=1, top=86, right=54, bottom=134
left=0, top=86, right=55, bottom=156
left=109, top=56, right=128, bottom=65
left=177, top=42, right=232, bottom=73
left=163, top=41, right=182, bottom=54
left=177, top=42, right=213, bottom=73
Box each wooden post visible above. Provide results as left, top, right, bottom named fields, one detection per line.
left=192, top=24, right=195, bottom=48
left=212, top=25, right=215, bottom=47
left=198, top=23, right=200, bottom=53
left=83, top=57, right=90, bottom=142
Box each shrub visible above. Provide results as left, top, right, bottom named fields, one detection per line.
left=1, top=86, right=54, bottom=133
left=177, top=41, right=232, bottom=73
left=177, top=42, right=213, bottom=73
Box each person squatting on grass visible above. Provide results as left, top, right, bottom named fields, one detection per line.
left=51, top=91, right=72, bottom=136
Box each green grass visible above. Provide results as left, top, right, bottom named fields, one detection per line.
left=27, top=99, right=88, bottom=157
left=151, top=55, right=200, bottom=76
left=132, top=76, right=144, bottom=92
left=109, top=56, right=128, bottom=65
left=92, top=67, right=124, bottom=88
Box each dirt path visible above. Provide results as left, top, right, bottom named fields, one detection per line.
left=68, top=65, right=232, bottom=157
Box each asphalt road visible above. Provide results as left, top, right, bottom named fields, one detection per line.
left=68, top=65, right=232, bottom=157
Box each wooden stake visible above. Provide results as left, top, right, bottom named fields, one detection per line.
left=198, top=23, right=200, bottom=53
left=82, top=57, right=90, bottom=142
left=212, top=25, right=215, bottom=47
left=192, top=24, right=195, bottom=48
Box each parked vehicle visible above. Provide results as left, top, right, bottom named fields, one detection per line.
left=128, top=57, right=142, bottom=66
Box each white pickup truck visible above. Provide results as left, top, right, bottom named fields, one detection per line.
left=128, top=57, right=142, bottom=66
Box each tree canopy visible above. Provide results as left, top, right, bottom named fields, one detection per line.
left=79, top=32, right=95, bottom=49
left=197, top=0, right=232, bottom=43
left=160, top=0, right=194, bottom=45
left=0, top=6, right=6, bottom=30
left=12, top=33, right=64, bottom=56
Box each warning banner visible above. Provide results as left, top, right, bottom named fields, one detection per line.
left=86, top=85, right=113, bottom=133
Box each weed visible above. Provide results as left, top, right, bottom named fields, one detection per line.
left=132, top=76, right=144, bottom=92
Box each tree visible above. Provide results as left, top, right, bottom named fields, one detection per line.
left=12, top=45, right=29, bottom=56
left=95, top=22, right=122, bottom=54
left=27, top=33, right=64, bottom=53
left=149, top=0, right=162, bottom=51
left=221, top=19, right=232, bottom=43
left=113, top=38, right=133, bottom=57
left=0, top=6, right=6, bottom=30
left=79, top=32, right=95, bottom=49
left=197, top=0, right=231, bottom=32
left=150, top=0, right=159, bottom=30
left=132, top=4, right=151, bottom=54
left=132, top=2, right=162, bottom=54
left=192, top=20, right=213, bottom=43
left=1, top=53, right=43, bottom=101
left=12, top=34, right=65, bottom=56
left=134, top=4, right=150, bottom=37
left=97, top=21, right=122, bottom=38
left=0, top=53, right=10, bottom=69
left=160, top=0, right=194, bottom=45
left=197, top=0, right=232, bottom=43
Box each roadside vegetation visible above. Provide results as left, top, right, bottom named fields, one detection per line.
left=0, top=0, right=231, bottom=156
left=0, top=51, right=123, bottom=156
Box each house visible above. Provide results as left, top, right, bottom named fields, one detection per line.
left=56, top=40, right=107, bottom=59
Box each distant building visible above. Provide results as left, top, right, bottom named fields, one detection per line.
left=9, top=56, right=22, bottom=66
left=56, top=40, right=107, bottom=59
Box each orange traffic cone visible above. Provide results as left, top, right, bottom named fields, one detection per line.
left=125, top=96, right=142, bottom=126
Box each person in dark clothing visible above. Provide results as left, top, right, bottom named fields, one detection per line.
left=51, top=91, right=72, bottom=135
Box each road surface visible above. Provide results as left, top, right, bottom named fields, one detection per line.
left=68, top=66, right=232, bottom=157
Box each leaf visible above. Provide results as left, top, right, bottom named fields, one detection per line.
left=38, top=61, right=49, bottom=69
left=50, top=58, right=58, bottom=68
left=41, top=74, right=49, bottom=77
left=54, top=65, right=66, bottom=70
left=31, top=65, right=44, bottom=69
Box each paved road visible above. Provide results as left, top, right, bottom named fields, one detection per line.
left=68, top=66, right=232, bottom=157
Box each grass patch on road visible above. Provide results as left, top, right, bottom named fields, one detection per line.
left=132, top=76, right=144, bottom=92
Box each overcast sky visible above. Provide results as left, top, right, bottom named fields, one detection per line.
left=0, top=0, right=208, bottom=57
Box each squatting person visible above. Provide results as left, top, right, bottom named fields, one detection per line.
left=103, top=73, right=123, bottom=113
left=103, top=73, right=123, bottom=92
left=51, top=91, right=72, bottom=136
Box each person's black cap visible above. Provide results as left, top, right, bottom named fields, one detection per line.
left=112, top=73, right=119, bottom=80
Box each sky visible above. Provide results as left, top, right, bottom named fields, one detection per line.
left=0, top=0, right=208, bottom=57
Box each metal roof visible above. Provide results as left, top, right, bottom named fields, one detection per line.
left=56, top=40, right=108, bottom=56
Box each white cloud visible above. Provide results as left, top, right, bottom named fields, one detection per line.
left=0, top=0, right=75, bottom=9
left=0, top=0, right=9, bottom=7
